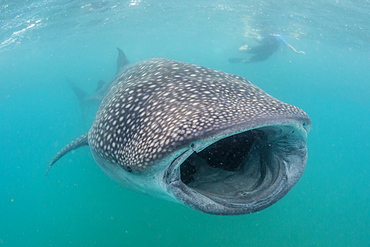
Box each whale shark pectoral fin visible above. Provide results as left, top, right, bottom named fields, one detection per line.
left=116, top=47, right=129, bottom=75
left=46, top=134, right=89, bottom=175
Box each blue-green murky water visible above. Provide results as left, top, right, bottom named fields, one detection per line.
left=1, top=1, right=369, bottom=246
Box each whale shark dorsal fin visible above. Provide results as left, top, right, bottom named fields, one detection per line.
left=116, top=47, right=129, bottom=74
left=46, top=134, right=89, bottom=175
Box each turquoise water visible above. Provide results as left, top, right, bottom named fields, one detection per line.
left=1, top=0, right=369, bottom=246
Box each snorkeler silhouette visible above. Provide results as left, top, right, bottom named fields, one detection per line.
left=228, top=34, right=305, bottom=64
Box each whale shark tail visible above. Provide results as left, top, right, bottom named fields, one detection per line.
left=69, top=48, right=130, bottom=103
left=67, top=78, right=87, bottom=102
left=67, top=48, right=130, bottom=124
left=65, top=78, right=98, bottom=128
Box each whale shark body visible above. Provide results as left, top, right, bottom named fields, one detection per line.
left=48, top=56, right=311, bottom=215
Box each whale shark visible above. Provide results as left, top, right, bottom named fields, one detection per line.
left=47, top=56, right=311, bottom=215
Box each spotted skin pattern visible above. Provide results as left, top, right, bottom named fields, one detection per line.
left=88, top=58, right=309, bottom=173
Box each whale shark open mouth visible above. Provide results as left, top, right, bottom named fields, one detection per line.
left=166, top=124, right=308, bottom=215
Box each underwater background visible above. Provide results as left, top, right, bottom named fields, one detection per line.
left=0, top=0, right=369, bottom=246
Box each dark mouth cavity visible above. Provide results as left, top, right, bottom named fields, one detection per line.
left=181, top=130, right=260, bottom=183
left=179, top=128, right=284, bottom=205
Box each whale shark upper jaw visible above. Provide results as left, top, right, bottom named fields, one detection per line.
left=164, top=122, right=309, bottom=215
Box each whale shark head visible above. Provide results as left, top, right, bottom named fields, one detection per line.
left=48, top=58, right=311, bottom=215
